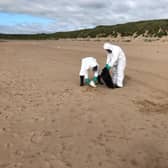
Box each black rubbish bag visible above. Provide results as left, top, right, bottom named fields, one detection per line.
left=101, top=67, right=114, bottom=88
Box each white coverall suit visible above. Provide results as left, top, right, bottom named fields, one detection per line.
left=79, top=57, right=99, bottom=79
left=103, top=43, right=126, bottom=87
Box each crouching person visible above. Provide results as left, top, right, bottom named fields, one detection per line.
left=79, top=57, right=103, bottom=87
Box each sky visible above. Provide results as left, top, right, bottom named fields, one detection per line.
left=0, top=0, right=168, bottom=34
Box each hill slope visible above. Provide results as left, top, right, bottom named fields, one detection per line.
left=0, top=19, right=168, bottom=39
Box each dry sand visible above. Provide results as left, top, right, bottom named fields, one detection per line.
left=0, top=39, right=168, bottom=168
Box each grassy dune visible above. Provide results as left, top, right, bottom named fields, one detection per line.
left=0, top=19, right=168, bottom=40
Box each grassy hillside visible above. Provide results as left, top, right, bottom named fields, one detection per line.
left=0, top=19, right=168, bottom=40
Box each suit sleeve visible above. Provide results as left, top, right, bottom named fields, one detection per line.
left=108, top=51, right=118, bottom=67
left=94, top=70, right=99, bottom=77
left=106, top=55, right=111, bottom=64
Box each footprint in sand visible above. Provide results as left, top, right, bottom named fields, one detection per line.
left=30, top=130, right=53, bottom=144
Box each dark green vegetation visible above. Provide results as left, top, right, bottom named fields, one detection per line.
left=0, top=19, right=168, bottom=40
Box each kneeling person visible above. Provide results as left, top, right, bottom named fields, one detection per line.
left=79, top=57, right=102, bottom=87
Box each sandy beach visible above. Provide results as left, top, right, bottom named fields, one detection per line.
left=0, top=39, right=168, bottom=168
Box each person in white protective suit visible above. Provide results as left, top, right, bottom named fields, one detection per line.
left=103, top=42, right=126, bottom=88
left=79, top=57, right=103, bottom=87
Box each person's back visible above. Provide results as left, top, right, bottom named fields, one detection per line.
left=81, top=57, right=98, bottom=71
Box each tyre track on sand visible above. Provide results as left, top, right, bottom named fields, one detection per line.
left=128, top=67, right=168, bottom=81
left=127, top=69, right=168, bottom=96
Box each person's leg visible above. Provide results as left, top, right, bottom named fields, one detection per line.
left=79, top=60, right=85, bottom=86
left=94, top=67, right=103, bottom=85
left=112, top=66, right=118, bottom=85
left=84, top=74, right=90, bottom=85
left=116, top=58, right=126, bottom=87
left=80, top=76, right=84, bottom=86
left=93, top=70, right=99, bottom=84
